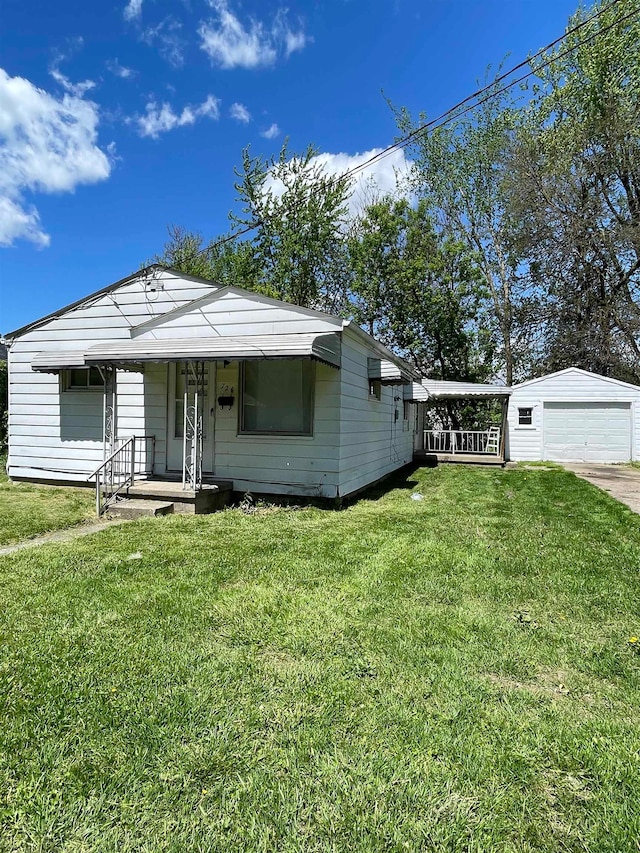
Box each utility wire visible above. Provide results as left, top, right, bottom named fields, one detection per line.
left=153, top=0, right=637, bottom=271
left=343, top=0, right=638, bottom=178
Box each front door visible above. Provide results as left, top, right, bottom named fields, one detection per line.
left=166, top=362, right=215, bottom=473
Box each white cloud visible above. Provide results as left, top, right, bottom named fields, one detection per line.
left=136, top=94, right=220, bottom=138
left=141, top=17, right=185, bottom=67
left=198, top=1, right=307, bottom=69
left=0, top=68, right=111, bottom=248
left=49, top=66, right=96, bottom=98
left=230, top=102, right=251, bottom=123
left=124, top=0, right=143, bottom=22
left=265, top=148, right=415, bottom=220
left=260, top=122, right=280, bottom=139
left=107, top=59, right=134, bottom=79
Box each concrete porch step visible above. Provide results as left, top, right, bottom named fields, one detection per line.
left=107, top=499, right=175, bottom=519
left=124, top=479, right=233, bottom=514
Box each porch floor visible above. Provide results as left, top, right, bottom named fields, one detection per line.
left=126, top=478, right=233, bottom=499
left=414, top=451, right=505, bottom=467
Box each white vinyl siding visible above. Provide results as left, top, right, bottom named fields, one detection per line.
left=212, top=360, right=341, bottom=498
left=8, top=270, right=415, bottom=499
left=132, top=289, right=341, bottom=339
left=507, top=369, right=640, bottom=463
left=7, top=270, right=215, bottom=482
left=338, top=327, right=414, bottom=498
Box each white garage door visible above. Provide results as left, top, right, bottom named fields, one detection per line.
left=543, top=402, right=631, bottom=462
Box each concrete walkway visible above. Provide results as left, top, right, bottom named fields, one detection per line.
left=562, top=464, right=640, bottom=515
left=0, top=518, right=129, bottom=557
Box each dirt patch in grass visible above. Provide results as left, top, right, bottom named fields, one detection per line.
left=484, top=671, right=572, bottom=700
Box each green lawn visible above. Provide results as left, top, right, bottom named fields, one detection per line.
left=0, top=459, right=94, bottom=545
left=1, top=465, right=639, bottom=852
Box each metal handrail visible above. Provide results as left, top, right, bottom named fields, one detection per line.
left=88, top=434, right=156, bottom=516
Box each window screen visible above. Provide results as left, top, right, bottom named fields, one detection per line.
left=241, top=360, right=314, bottom=434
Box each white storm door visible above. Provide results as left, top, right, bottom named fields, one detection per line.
left=166, top=362, right=215, bottom=473
left=543, top=402, right=631, bottom=463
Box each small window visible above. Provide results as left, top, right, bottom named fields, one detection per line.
left=518, top=407, right=533, bottom=426
left=64, top=367, right=103, bottom=390
left=403, top=401, right=411, bottom=431
left=369, top=379, right=382, bottom=400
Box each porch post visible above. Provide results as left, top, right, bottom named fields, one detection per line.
left=182, top=361, right=204, bottom=491
left=499, top=396, right=509, bottom=460
left=103, top=363, right=117, bottom=458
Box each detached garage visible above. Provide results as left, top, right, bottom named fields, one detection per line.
left=507, top=368, right=640, bottom=463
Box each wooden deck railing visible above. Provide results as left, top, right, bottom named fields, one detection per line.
left=423, top=428, right=501, bottom=456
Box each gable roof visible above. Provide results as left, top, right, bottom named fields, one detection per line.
left=4, top=264, right=220, bottom=340
left=130, top=283, right=344, bottom=335
left=129, top=284, right=419, bottom=379
left=511, top=366, right=640, bottom=393
left=7, top=261, right=419, bottom=381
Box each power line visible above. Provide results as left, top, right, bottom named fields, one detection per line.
left=346, top=0, right=637, bottom=178
left=153, top=0, right=636, bottom=271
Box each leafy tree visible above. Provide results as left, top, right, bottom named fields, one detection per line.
left=508, top=0, right=640, bottom=382
left=154, top=144, right=353, bottom=313
left=349, top=196, right=492, bottom=380
left=394, top=79, right=530, bottom=384
left=152, top=225, right=262, bottom=291
left=230, top=143, right=353, bottom=311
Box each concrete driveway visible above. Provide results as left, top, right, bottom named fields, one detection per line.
left=562, top=463, right=640, bottom=515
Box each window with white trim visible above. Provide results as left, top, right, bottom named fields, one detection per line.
left=518, top=407, right=533, bottom=426
left=240, top=360, right=314, bottom=435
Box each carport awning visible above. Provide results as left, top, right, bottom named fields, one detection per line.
left=404, top=379, right=512, bottom=401
left=31, top=332, right=343, bottom=371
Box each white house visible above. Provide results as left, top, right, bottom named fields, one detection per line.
left=5, top=266, right=419, bottom=511
left=507, top=367, right=640, bottom=463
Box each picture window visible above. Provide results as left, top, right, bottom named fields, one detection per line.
left=240, top=360, right=314, bottom=435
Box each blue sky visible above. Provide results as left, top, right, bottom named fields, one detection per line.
left=1, top=0, right=580, bottom=334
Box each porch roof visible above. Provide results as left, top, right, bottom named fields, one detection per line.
left=32, top=350, right=88, bottom=371
left=32, top=332, right=343, bottom=372
left=405, top=379, right=512, bottom=401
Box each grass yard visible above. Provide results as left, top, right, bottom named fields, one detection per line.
left=1, top=465, right=639, bottom=852
left=0, top=459, right=94, bottom=546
